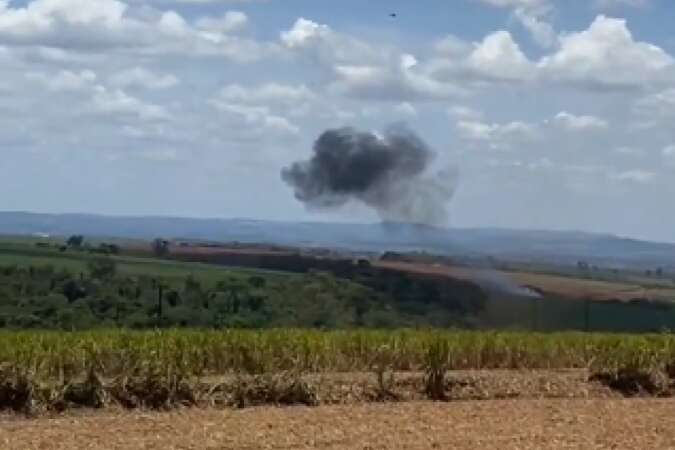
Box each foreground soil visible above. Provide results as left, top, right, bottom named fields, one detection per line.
left=3, top=399, right=675, bottom=450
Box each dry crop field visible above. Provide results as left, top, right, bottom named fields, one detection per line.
left=375, top=260, right=675, bottom=302
left=3, top=330, right=675, bottom=449
left=2, top=329, right=675, bottom=414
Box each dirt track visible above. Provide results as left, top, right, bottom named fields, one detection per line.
left=3, top=399, right=675, bottom=449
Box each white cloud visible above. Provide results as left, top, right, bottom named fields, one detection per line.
left=331, top=60, right=462, bottom=101
left=458, top=110, right=608, bottom=147
left=0, top=0, right=128, bottom=44
left=553, top=111, right=609, bottom=131
left=281, top=17, right=329, bottom=49
left=609, top=169, right=656, bottom=183
left=217, top=83, right=315, bottom=105
left=26, top=69, right=96, bottom=91
left=91, top=86, right=171, bottom=121
left=457, top=119, right=537, bottom=142
left=274, top=15, right=669, bottom=101
left=434, top=35, right=471, bottom=57
left=109, top=67, right=179, bottom=90
left=538, top=15, right=674, bottom=89
left=468, top=30, right=535, bottom=81
left=195, top=11, right=248, bottom=33
left=448, top=106, right=483, bottom=120
left=210, top=100, right=300, bottom=135
left=280, top=17, right=463, bottom=102
left=476, top=0, right=554, bottom=48
left=280, top=17, right=383, bottom=66
left=0, top=0, right=273, bottom=61
left=513, top=8, right=555, bottom=48
left=635, top=88, right=675, bottom=118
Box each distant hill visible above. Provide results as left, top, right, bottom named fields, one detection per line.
left=1, top=211, right=674, bottom=268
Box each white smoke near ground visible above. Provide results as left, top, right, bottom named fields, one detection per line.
left=469, top=269, right=543, bottom=298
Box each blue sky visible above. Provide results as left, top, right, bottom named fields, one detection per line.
left=1, top=0, right=675, bottom=241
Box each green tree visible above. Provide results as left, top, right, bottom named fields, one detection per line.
left=87, top=258, right=117, bottom=280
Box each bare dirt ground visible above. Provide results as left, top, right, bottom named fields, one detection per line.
left=2, top=399, right=675, bottom=450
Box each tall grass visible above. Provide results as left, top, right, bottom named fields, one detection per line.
left=2, top=329, right=675, bottom=379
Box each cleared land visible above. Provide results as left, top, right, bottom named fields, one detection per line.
left=3, top=399, right=675, bottom=450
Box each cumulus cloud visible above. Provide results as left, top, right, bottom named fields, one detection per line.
left=448, top=106, right=483, bottom=120
left=281, top=14, right=675, bottom=101
left=91, top=86, right=171, bottom=121
left=210, top=99, right=300, bottom=135
left=217, top=83, right=315, bottom=105
left=0, top=0, right=273, bottom=61
left=331, top=59, right=463, bottom=101
left=457, top=119, right=538, bottom=142
left=538, top=15, right=673, bottom=89
left=513, top=8, right=555, bottom=48
left=109, top=67, right=179, bottom=90
left=476, top=0, right=555, bottom=48
left=635, top=88, right=675, bottom=119
left=434, top=35, right=471, bottom=57
left=281, top=18, right=464, bottom=101
left=456, top=110, right=610, bottom=151
left=553, top=111, right=609, bottom=131
left=281, top=18, right=380, bottom=65
left=467, top=30, right=535, bottom=81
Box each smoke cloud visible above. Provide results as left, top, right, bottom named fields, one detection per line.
left=281, top=125, right=457, bottom=226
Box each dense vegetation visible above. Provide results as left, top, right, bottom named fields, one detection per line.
left=3, top=329, right=673, bottom=378
left=4, top=329, right=675, bottom=412
left=0, top=257, right=485, bottom=330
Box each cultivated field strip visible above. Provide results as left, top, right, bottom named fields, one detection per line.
left=2, top=329, right=674, bottom=376
left=3, top=330, right=675, bottom=413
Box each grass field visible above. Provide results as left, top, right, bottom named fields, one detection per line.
left=0, top=238, right=291, bottom=286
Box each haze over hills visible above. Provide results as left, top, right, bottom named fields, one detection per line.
left=1, top=211, right=674, bottom=268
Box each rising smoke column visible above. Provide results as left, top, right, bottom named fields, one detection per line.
left=281, top=125, right=457, bottom=226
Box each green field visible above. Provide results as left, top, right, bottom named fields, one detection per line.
left=0, top=238, right=290, bottom=287
left=1, top=329, right=672, bottom=378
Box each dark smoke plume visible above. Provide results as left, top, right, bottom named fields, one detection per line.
left=281, top=125, right=457, bottom=226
